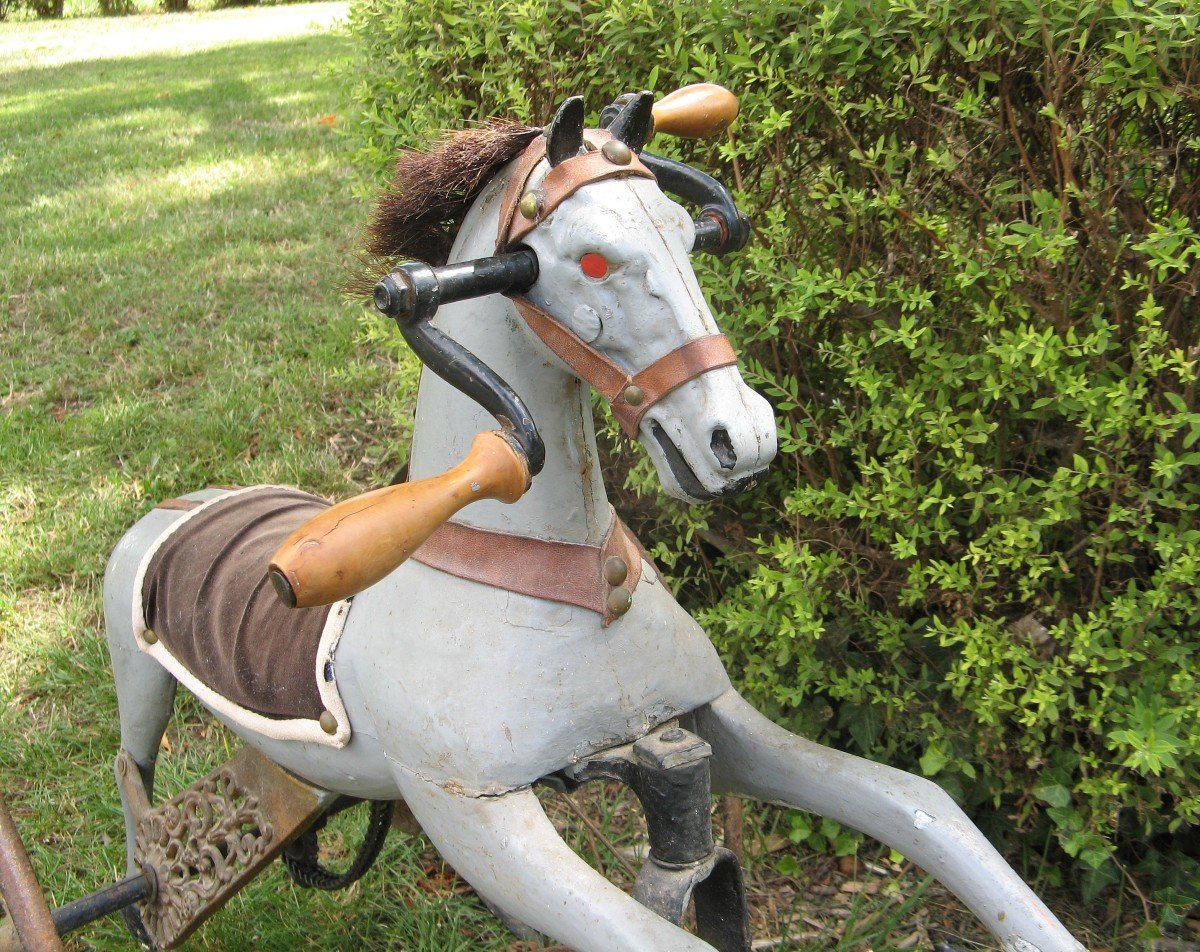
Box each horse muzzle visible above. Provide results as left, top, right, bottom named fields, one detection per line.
left=640, top=366, right=778, bottom=503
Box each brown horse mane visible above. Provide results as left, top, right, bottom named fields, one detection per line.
left=349, top=120, right=540, bottom=297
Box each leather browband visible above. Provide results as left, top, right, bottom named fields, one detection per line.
left=497, top=130, right=741, bottom=439
left=499, top=129, right=654, bottom=248
left=413, top=511, right=646, bottom=627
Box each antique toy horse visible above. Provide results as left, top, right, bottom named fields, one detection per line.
left=99, top=89, right=1086, bottom=951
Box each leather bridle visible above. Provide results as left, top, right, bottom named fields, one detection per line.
left=495, top=130, right=740, bottom=438
left=371, top=126, right=751, bottom=473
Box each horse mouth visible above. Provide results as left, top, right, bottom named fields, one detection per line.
left=649, top=422, right=760, bottom=501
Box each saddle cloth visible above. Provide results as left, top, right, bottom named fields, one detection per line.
left=133, top=486, right=353, bottom=748
left=131, top=484, right=652, bottom=749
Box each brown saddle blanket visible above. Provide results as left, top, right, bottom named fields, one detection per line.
left=142, top=487, right=334, bottom=721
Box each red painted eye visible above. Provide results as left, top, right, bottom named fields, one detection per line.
left=580, top=252, right=609, bottom=279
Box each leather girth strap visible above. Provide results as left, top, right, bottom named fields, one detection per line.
left=412, top=510, right=646, bottom=627
left=497, top=129, right=739, bottom=438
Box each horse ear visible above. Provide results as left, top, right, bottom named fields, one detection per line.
left=607, top=91, right=654, bottom=152
left=545, top=96, right=585, bottom=166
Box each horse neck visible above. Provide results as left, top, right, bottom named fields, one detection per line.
left=406, top=175, right=612, bottom=546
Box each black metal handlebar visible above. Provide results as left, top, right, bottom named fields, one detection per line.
left=373, top=250, right=539, bottom=322
left=373, top=252, right=545, bottom=477
left=639, top=151, right=750, bottom=256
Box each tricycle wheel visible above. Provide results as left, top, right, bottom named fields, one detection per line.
left=120, top=904, right=156, bottom=951
left=282, top=798, right=393, bottom=891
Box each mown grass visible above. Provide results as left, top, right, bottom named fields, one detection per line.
left=3, top=0, right=318, bottom=23
left=0, top=8, right=1005, bottom=951
left=0, top=9, right=485, bottom=949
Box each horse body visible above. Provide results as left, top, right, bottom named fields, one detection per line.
left=106, top=155, right=741, bottom=802
left=104, top=96, right=1087, bottom=952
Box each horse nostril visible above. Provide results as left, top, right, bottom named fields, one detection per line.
left=710, top=428, right=737, bottom=470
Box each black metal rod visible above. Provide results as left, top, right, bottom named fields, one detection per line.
left=639, top=151, right=750, bottom=256
left=396, top=318, right=545, bottom=477
left=434, top=250, right=539, bottom=306
left=373, top=250, right=539, bottom=325
left=50, top=874, right=151, bottom=936
left=691, top=218, right=727, bottom=254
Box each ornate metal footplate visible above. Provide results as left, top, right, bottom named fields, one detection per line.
left=117, top=747, right=337, bottom=949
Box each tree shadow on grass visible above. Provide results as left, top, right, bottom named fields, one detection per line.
left=0, top=30, right=402, bottom=586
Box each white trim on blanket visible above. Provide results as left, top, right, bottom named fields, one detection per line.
left=130, top=485, right=353, bottom=749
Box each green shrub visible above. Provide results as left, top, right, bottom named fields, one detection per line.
left=343, top=0, right=1200, bottom=913
left=22, top=0, right=63, bottom=16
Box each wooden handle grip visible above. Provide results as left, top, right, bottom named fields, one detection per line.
left=269, top=431, right=529, bottom=609
left=651, top=83, right=739, bottom=139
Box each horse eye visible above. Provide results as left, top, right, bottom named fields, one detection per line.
left=579, top=252, right=609, bottom=279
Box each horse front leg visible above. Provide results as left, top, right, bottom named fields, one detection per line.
left=693, top=690, right=1086, bottom=952
left=393, top=773, right=716, bottom=952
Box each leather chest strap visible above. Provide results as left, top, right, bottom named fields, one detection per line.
left=509, top=296, right=737, bottom=437
left=412, top=512, right=645, bottom=627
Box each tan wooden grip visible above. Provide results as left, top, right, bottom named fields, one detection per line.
left=651, top=83, right=739, bottom=139
left=269, top=431, right=529, bottom=609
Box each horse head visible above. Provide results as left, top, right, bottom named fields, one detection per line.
left=512, top=93, right=777, bottom=501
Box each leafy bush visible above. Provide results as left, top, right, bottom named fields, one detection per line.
left=343, top=0, right=1200, bottom=913
left=19, top=0, right=64, bottom=16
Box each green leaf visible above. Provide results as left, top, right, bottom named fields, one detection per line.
left=839, top=702, right=884, bottom=752
left=1033, top=783, right=1072, bottom=809
left=920, top=743, right=950, bottom=777
left=1080, top=861, right=1120, bottom=902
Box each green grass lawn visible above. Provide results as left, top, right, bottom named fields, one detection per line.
left=0, top=8, right=1051, bottom=951
left=0, top=7, right=500, bottom=949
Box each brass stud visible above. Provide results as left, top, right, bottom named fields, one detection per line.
left=518, top=191, right=542, bottom=220
left=603, top=556, right=628, bottom=587
left=601, top=139, right=633, bottom=165
left=319, top=710, right=338, bottom=735
left=622, top=385, right=644, bottom=406
left=606, top=587, right=632, bottom=618
left=143, top=628, right=158, bottom=645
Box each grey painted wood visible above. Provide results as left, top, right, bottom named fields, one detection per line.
left=698, top=691, right=1086, bottom=952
